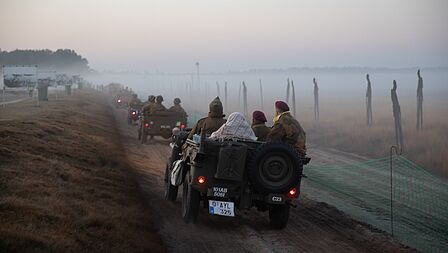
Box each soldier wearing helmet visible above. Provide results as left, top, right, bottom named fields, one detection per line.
left=168, top=98, right=188, bottom=118
left=128, top=93, right=142, bottom=109
left=141, top=95, right=156, bottom=117
left=187, top=97, right=226, bottom=139
left=150, top=95, right=167, bottom=114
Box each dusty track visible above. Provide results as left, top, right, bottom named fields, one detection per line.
left=113, top=108, right=415, bottom=253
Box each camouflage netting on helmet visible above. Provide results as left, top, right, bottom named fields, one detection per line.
left=302, top=155, right=448, bottom=253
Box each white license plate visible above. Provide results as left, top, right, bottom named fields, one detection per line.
left=208, top=200, right=235, bottom=217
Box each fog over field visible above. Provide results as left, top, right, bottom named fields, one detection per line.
left=91, top=69, right=448, bottom=116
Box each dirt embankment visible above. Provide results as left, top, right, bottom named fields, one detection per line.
left=0, top=91, right=165, bottom=252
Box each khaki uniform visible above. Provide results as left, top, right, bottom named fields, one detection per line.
left=141, top=102, right=154, bottom=117
left=252, top=123, right=270, bottom=141
left=188, top=97, right=226, bottom=139
left=150, top=102, right=166, bottom=114
left=169, top=105, right=188, bottom=118
left=267, top=112, right=306, bottom=155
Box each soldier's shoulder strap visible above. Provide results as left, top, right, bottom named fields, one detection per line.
left=197, top=117, right=208, bottom=122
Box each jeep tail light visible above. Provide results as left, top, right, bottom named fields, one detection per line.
left=132, top=111, right=136, bottom=115
left=144, top=123, right=149, bottom=128
left=288, top=188, right=297, bottom=197
left=198, top=176, right=206, bottom=184
left=181, top=124, right=185, bottom=129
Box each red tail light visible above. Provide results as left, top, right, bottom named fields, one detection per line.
left=144, top=123, right=149, bottom=128
left=288, top=188, right=297, bottom=197
left=181, top=124, right=185, bottom=129
left=198, top=176, right=206, bottom=184
left=131, top=111, right=136, bottom=115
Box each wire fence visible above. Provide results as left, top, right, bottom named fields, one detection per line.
left=303, top=155, right=448, bottom=253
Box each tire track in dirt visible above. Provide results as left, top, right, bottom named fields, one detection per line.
left=112, top=108, right=415, bottom=253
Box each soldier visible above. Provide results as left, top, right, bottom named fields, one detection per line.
left=141, top=95, right=155, bottom=117
left=128, top=94, right=142, bottom=109
left=188, top=97, right=226, bottom=139
left=168, top=98, right=188, bottom=118
left=251, top=110, right=270, bottom=141
left=150, top=95, right=167, bottom=114
left=267, top=101, right=306, bottom=155
left=145, top=95, right=155, bottom=105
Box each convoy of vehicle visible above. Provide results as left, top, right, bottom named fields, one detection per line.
left=137, top=111, right=187, bottom=143
left=114, top=94, right=309, bottom=229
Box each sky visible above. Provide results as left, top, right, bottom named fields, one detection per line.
left=1, top=0, right=447, bottom=72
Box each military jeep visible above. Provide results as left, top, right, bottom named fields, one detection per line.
left=138, top=111, right=187, bottom=143
left=164, top=130, right=309, bottom=229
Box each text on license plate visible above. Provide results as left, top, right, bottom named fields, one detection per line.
left=208, top=200, right=235, bottom=217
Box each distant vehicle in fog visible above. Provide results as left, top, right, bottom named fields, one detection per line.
left=2, top=65, right=38, bottom=88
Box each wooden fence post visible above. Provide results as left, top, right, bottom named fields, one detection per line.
left=417, top=70, right=423, bottom=131
left=366, top=74, right=373, bottom=126
left=391, top=80, right=404, bottom=149
left=313, top=78, right=319, bottom=121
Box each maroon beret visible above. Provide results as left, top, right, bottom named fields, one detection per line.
left=252, top=110, right=267, bottom=123
left=275, top=101, right=290, bottom=111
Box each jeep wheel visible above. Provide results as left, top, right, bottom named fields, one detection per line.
left=182, top=171, right=200, bottom=223
left=269, top=204, right=290, bottom=229
left=248, top=142, right=302, bottom=193
left=164, top=160, right=178, bottom=201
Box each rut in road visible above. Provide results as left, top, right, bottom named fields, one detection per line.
left=113, top=109, right=414, bottom=253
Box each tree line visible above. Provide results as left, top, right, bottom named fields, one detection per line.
left=0, top=49, right=94, bottom=74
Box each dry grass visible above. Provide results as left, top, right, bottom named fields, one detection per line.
left=299, top=97, right=448, bottom=178
left=0, top=90, right=165, bottom=253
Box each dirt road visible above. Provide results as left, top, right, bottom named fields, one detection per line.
left=113, top=109, right=415, bottom=253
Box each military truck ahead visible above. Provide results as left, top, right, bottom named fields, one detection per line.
left=164, top=130, right=310, bottom=228
left=138, top=111, right=187, bottom=143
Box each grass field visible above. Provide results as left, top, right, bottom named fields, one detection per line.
left=299, top=97, right=448, bottom=178
left=0, top=91, right=165, bottom=253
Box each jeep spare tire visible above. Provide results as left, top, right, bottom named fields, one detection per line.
left=248, top=142, right=302, bottom=193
